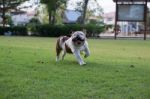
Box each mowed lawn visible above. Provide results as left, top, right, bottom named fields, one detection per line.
left=0, top=36, right=150, bottom=99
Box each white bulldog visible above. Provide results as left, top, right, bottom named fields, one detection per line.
left=56, top=31, right=90, bottom=65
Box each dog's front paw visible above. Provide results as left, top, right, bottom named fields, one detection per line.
left=84, top=54, right=90, bottom=58
left=84, top=55, right=88, bottom=58
left=79, top=62, right=86, bottom=66
left=56, top=56, right=60, bottom=62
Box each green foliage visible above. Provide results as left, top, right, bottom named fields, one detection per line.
left=0, top=37, right=150, bottom=99
left=148, top=11, right=150, bottom=30
left=89, top=19, right=98, bottom=24
left=0, top=0, right=27, bottom=27
left=36, top=4, right=49, bottom=24
left=0, top=26, right=27, bottom=36
left=30, top=24, right=104, bottom=37
left=41, top=0, right=66, bottom=11
left=0, top=27, right=11, bottom=35
left=75, top=0, right=103, bottom=24
left=27, top=18, right=41, bottom=34
left=0, top=24, right=104, bottom=37
left=85, top=24, right=104, bottom=37
left=105, top=25, right=114, bottom=31
left=41, top=0, right=55, bottom=11
left=29, top=18, right=41, bottom=24
left=12, top=26, right=28, bottom=36
left=5, top=15, right=14, bottom=26
left=41, top=0, right=67, bottom=24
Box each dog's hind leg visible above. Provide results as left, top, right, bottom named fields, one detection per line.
left=56, top=49, right=61, bottom=62
left=62, top=51, right=66, bottom=60
left=56, top=39, right=62, bottom=62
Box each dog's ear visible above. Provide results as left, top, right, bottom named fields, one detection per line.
left=71, top=30, right=75, bottom=35
left=67, top=30, right=74, bottom=37
left=82, top=29, right=87, bottom=36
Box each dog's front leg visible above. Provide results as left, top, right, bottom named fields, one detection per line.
left=84, top=46, right=90, bottom=58
left=73, top=50, right=86, bottom=65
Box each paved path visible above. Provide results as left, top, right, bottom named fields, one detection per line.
left=99, top=33, right=150, bottom=39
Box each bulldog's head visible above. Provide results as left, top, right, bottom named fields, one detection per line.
left=71, top=31, right=86, bottom=47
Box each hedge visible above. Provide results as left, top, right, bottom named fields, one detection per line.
left=33, top=24, right=104, bottom=37
left=0, top=24, right=104, bottom=37
left=0, top=26, right=28, bottom=36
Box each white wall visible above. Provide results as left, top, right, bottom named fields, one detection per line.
left=12, top=14, right=34, bottom=25
left=103, top=18, right=115, bottom=25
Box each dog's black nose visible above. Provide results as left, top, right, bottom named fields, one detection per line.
left=76, top=35, right=83, bottom=40
left=76, top=35, right=80, bottom=39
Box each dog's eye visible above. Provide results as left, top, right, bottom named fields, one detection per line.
left=72, top=38, right=77, bottom=42
left=81, top=39, right=85, bottom=41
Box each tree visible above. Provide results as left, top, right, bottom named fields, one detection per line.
left=148, top=8, right=150, bottom=30
left=5, top=15, right=13, bottom=26
left=75, top=0, right=103, bottom=24
left=36, top=4, right=49, bottom=24
left=0, top=0, right=27, bottom=27
left=75, top=0, right=89, bottom=24
left=41, top=0, right=67, bottom=25
left=82, top=0, right=89, bottom=24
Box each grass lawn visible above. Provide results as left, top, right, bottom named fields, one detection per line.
left=0, top=36, right=150, bottom=99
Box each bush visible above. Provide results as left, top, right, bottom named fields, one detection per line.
left=27, top=18, right=41, bottom=35
left=32, top=24, right=104, bottom=37
left=12, top=26, right=28, bottom=36
left=85, top=24, right=104, bottom=37
left=0, top=24, right=104, bottom=37
left=0, top=27, right=9, bottom=35
left=0, top=26, right=28, bottom=36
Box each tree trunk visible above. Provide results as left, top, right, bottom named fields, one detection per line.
left=48, top=10, right=52, bottom=24
left=52, top=12, right=56, bottom=25
left=52, top=5, right=57, bottom=25
left=81, top=0, right=89, bottom=24
left=2, top=0, right=5, bottom=28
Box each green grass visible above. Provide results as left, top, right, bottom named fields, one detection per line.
left=0, top=36, right=150, bottom=99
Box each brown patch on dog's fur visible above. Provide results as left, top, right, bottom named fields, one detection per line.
left=65, top=43, right=72, bottom=53
left=62, top=36, right=69, bottom=42
left=62, top=36, right=72, bottom=53
left=56, top=36, right=72, bottom=56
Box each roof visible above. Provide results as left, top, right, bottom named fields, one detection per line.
left=63, top=10, right=81, bottom=24
left=113, top=0, right=150, bottom=2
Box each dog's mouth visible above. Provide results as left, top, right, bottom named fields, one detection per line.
left=75, top=41, right=84, bottom=46
left=72, top=37, right=85, bottom=46
left=72, top=35, right=85, bottom=46
left=77, top=41, right=81, bottom=45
